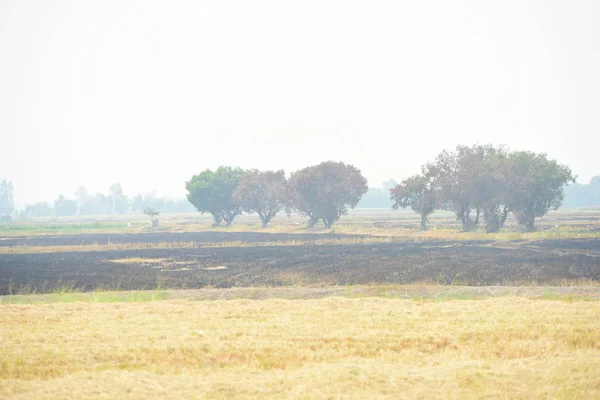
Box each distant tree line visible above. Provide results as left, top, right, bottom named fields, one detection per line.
left=356, top=180, right=396, bottom=209
left=17, top=184, right=195, bottom=218
left=563, top=177, right=600, bottom=208
left=0, top=180, right=14, bottom=221
left=3, top=144, right=593, bottom=230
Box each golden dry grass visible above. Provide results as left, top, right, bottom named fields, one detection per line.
left=1, top=297, right=599, bottom=399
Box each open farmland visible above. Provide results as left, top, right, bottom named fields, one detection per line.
left=1, top=210, right=599, bottom=399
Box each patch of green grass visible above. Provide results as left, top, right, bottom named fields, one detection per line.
left=0, top=221, right=147, bottom=237
left=2, top=289, right=169, bottom=304
left=92, top=291, right=169, bottom=303
left=412, top=292, right=480, bottom=302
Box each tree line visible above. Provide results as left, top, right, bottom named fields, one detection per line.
left=0, top=144, right=586, bottom=231
left=185, top=161, right=368, bottom=228
left=390, top=145, right=575, bottom=232
left=186, top=145, right=575, bottom=232
left=15, top=184, right=195, bottom=218
left=563, top=177, right=600, bottom=208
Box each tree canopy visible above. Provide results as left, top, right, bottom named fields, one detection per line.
left=504, top=151, right=575, bottom=231
left=390, top=173, right=438, bottom=230
left=232, top=169, right=288, bottom=227
left=425, top=145, right=574, bottom=232
left=186, top=166, right=245, bottom=226
left=288, top=161, right=368, bottom=228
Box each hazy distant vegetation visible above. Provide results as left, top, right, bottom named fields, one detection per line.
left=15, top=184, right=196, bottom=219
left=563, top=176, right=600, bottom=207
left=2, top=144, right=598, bottom=231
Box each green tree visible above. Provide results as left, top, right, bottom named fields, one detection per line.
left=186, top=166, right=245, bottom=226
left=390, top=172, right=438, bottom=230
left=232, top=169, right=288, bottom=227
left=288, top=161, right=368, bottom=228
left=505, top=151, right=575, bottom=231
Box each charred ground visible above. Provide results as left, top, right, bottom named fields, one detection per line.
left=1, top=231, right=598, bottom=294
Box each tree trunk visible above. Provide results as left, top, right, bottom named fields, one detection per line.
left=420, top=213, right=428, bottom=231
left=308, top=215, right=319, bottom=228
left=260, top=216, right=270, bottom=228
left=521, top=218, right=535, bottom=232
left=483, top=212, right=499, bottom=233
left=515, top=211, right=535, bottom=232
left=211, top=214, right=222, bottom=227
left=499, top=206, right=509, bottom=229
left=461, top=215, right=475, bottom=232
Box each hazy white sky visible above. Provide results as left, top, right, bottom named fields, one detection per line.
left=1, top=0, right=599, bottom=205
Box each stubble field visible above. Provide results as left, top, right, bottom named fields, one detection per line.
left=1, top=296, right=599, bottom=399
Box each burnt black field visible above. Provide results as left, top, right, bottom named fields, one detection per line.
left=1, top=232, right=599, bottom=294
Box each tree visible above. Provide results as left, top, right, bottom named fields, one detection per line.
left=0, top=180, right=14, bottom=217
left=143, top=206, right=160, bottom=228
left=288, top=161, right=368, bottom=228
left=54, top=195, right=78, bottom=216
left=505, top=151, right=575, bottom=231
left=390, top=172, right=438, bottom=230
left=476, top=146, right=512, bottom=233
left=232, top=169, right=288, bottom=227
left=74, top=186, right=90, bottom=214
left=428, top=144, right=508, bottom=231
left=186, top=166, right=245, bottom=226
left=78, top=190, right=110, bottom=215
left=109, top=183, right=128, bottom=214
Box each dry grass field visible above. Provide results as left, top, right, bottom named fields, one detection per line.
left=1, top=293, right=599, bottom=399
